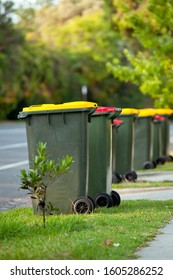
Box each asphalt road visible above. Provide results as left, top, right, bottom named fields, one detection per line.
left=0, top=121, right=30, bottom=210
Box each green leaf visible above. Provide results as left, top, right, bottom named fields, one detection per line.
left=19, top=185, right=29, bottom=190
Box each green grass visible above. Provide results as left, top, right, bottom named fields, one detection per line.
left=1, top=161, right=173, bottom=260
left=1, top=200, right=173, bottom=260
left=113, top=181, right=173, bottom=189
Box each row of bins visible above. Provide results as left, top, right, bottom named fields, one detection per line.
left=18, top=101, right=122, bottom=215
left=18, top=102, right=173, bottom=215
left=112, top=108, right=173, bottom=183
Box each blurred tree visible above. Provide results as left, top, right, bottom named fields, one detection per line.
left=1, top=0, right=155, bottom=119
left=106, top=0, right=173, bottom=107
left=23, top=0, right=150, bottom=107
left=0, top=0, right=24, bottom=119
left=0, top=1, right=60, bottom=119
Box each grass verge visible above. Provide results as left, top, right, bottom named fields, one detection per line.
left=0, top=200, right=173, bottom=260
left=113, top=181, right=173, bottom=189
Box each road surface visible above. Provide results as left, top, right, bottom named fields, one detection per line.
left=0, top=121, right=30, bottom=211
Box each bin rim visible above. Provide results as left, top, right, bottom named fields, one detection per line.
left=121, top=108, right=139, bottom=115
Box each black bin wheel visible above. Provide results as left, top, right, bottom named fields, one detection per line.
left=156, top=156, right=166, bottom=165
left=72, top=196, right=93, bottom=214
left=132, top=170, right=138, bottom=180
left=110, top=190, right=121, bottom=206
left=94, top=193, right=113, bottom=208
left=143, top=161, right=154, bottom=169
left=112, top=172, right=122, bottom=183
left=152, top=160, right=157, bottom=168
left=72, top=196, right=95, bottom=210
left=125, top=170, right=137, bottom=182
left=167, top=155, right=173, bottom=162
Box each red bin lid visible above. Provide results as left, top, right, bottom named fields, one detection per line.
left=113, top=119, right=123, bottom=125
left=154, top=115, right=165, bottom=121
left=95, top=106, right=116, bottom=113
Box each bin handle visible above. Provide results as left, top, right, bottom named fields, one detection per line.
left=88, top=107, right=98, bottom=122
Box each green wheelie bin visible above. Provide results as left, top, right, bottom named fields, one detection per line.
left=152, top=114, right=166, bottom=165
left=18, top=101, right=98, bottom=215
left=112, top=119, right=123, bottom=183
left=154, top=109, right=173, bottom=161
left=112, top=108, right=139, bottom=182
left=88, top=106, right=122, bottom=208
left=133, top=109, right=156, bottom=170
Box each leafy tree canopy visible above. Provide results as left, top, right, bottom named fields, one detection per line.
left=22, top=0, right=146, bottom=106
left=0, top=0, right=157, bottom=120
left=106, top=0, right=173, bottom=107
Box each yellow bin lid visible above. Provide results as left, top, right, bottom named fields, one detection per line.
left=152, top=108, right=173, bottom=115
left=138, top=109, right=156, bottom=117
left=121, top=108, right=139, bottom=115
left=22, top=101, right=98, bottom=112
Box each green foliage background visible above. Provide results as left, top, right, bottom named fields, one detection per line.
left=1, top=0, right=172, bottom=120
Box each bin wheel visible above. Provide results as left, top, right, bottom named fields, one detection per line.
left=112, top=172, right=122, bottom=183
left=132, top=170, right=138, bottom=180
left=167, top=155, right=173, bottom=162
left=152, top=160, right=157, bottom=168
left=87, top=196, right=96, bottom=209
left=72, top=196, right=95, bottom=211
left=143, top=161, right=153, bottom=169
left=72, top=197, right=93, bottom=214
left=94, top=193, right=113, bottom=208
left=156, top=156, right=166, bottom=165
left=110, top=190, right=121, bottom=206
left=125, top=170, right=137, bottom=182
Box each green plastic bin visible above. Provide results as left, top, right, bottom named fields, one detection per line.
left=153, top=109, right=173, bottom=159
left=152, top=114, right=166, bottom=164
left=112, top=119, right=123, bottom=183
left=88, top=106, right=122, bottom=207
left=18, top=101, right=98, bottom=214
left=133, top=109, right=156, bottom=170
left=112, top=108, right=139, bottom=181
